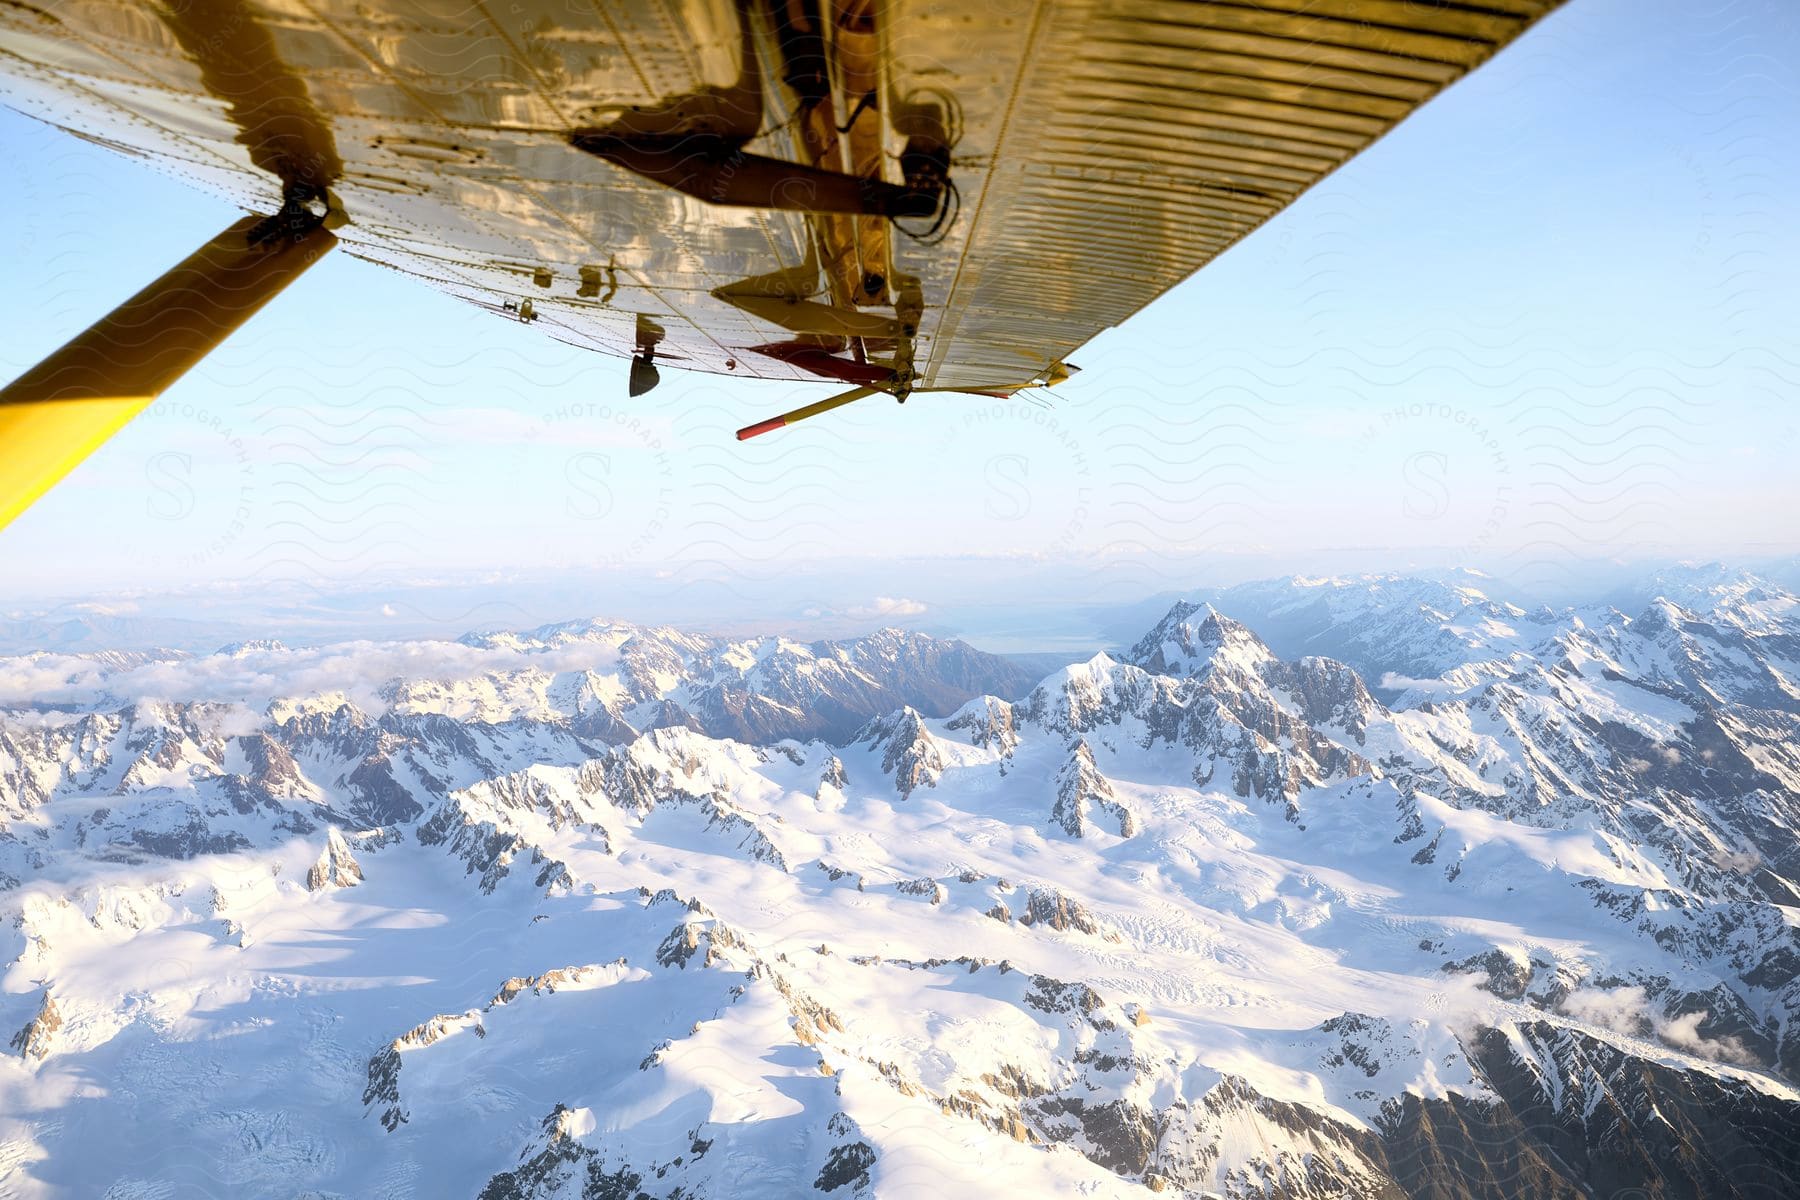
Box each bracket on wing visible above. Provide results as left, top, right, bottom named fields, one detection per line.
left=711, top=258, right=905, bottom=342
left=569, top=0, right=950, bottom=222
left=571, top=130, right=947, bottom=220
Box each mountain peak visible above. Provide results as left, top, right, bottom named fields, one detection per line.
left=854, top=704, right=927, bottom=743
left=1018, top=653, right=1168, bottom=738
left=1632, top=596, right=1695, bottom=634
left=1126, top=600, right=1274, bottom=678
left=1049, top=738, right=1133, bottom=838
left=945, top=695, right=1018, bottom=756
left=217, top=638, right=288, bottom=656
left=853, top=706, right=941, bottom=798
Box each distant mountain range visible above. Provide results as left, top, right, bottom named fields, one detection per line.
left=2, top=566, right=1797, bottom=1197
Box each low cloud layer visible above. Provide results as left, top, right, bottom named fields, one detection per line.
left=0, top=636, right=630, bottom=715
left=1560, top=985, right=1757, bottom=1066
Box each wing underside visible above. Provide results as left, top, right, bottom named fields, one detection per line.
left=901, top=0, right=1564, bottom=387
left=0, top=0, right=1560, bottom=394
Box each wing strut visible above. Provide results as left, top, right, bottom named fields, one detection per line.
left=735, top=364, right=1078, bottom=441
left=0, top=209, right=336, bottom=530
left=736, top=385, right=881, bottom=440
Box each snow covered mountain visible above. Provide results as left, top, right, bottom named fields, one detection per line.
left=1178, top=570, right=1567, bottom=689
left=1, top=575, right=1798, bottom=1198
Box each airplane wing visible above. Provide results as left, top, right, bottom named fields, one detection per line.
left=892, top=0, right=1565, bottom=389
left=0, top=0, right=1563, bottom=522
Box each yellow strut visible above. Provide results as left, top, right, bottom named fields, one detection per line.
left=0, top=214, right=336, bottom=530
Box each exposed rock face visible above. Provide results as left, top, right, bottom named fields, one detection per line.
left=1017, top=888, right=1103, bottom=935
left=1049, top=740, right=1134, bottom=838
left=854, top=707, right=943, bottom=799
left=894, top=876, right=946, bottom=905
left=475, top=1105, right=634, bottom=1200
left=814, top=1138, right=875, bottom=1192
left=305, top=827, right=363, bottom=890
left=945, top=695, right=1019, bottom=758
left=418, top=797, right=567, bottom=894
left=9, top=992, right=61, bottom=1061
left=654, top=917, right=745, bottom=970
left=1267, top=655, right=1383, bottom=746
left=1022, top=623, right=1380, bottom=819
left=1458, top=1022, right=1800, bottom=1199
left=1128, top=602, right=1277, bottom=679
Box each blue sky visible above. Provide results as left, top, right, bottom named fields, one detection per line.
left=1, top=0, right=1796, bottom=644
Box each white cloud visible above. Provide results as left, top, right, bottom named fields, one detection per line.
left=1377, top=672, right=1455, bottom=693
left=846, top=597, right=927, bottom=619
left=1559, top=985, right=1756, bottom=1065
left=0, top=636, right=630, bottom=716
left=1559, top=984, right=1653, bottom=1036
left=1655, top=1009, right=1755, bottom=1064
left=1709, top=846, right=1763, bottom=873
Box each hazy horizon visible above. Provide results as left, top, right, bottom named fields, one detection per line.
left=5, top=552, right=1796, bottom=661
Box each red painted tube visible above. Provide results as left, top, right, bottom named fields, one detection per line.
left=736, top=416, right=787, bottom=440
